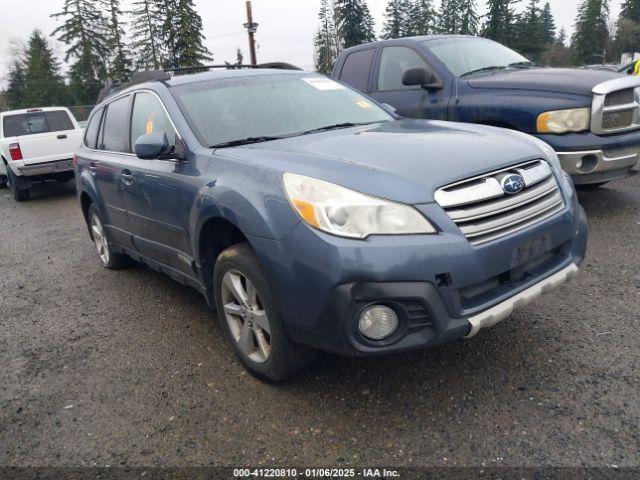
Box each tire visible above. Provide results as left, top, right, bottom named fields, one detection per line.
left=214, top=243, right=316, bottom=382
left=6, top=168, right=30, bottom=201
left=87, top=204, right=132, bottom=270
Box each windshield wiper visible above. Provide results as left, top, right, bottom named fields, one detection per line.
left=210, top=136, right=285, bottom=148
left=298, top=121, right=382, bottom=136
left=507, top=61, right=536, bottom=69
left=460, top=65, right=507, bottom=77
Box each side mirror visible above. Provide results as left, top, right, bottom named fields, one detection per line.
left=134, top=131, right=170, bottom=160
left=402, top=67, right=441, bottom=89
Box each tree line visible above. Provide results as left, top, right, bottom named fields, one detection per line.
left=5, top=0, right=212, bottom=110
left=315, top=0, right=640, bottom=74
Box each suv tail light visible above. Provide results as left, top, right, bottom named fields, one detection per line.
left=9, top=143, right=23, bottom=161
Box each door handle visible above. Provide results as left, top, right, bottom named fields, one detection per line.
left=57, top=134, right=67, bottom=140
left=121, top=169, right=134, bottom=185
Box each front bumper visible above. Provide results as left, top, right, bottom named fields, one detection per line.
left=535, top=131, right=640, bottom=184
left=250, top=191, right=588, bottom=356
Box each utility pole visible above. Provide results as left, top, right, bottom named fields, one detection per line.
left=244, top=1, right=259, bottom=66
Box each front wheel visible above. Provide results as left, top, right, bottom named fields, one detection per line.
left=214, top=243, right=316, bottom=382
left=88, top=204, right=132, bottom=270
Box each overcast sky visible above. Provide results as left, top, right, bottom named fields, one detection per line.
left=0, top=0, right=625, bottom=80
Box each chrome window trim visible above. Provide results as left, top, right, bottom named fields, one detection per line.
left=82, top=88, right=182, bottom=161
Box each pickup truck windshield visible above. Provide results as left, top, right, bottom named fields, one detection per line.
left=2, top=110, right=74, bottom=137
left=172, top=75, right=392, bottom=147
left=427, top=38, right=532, bottom=77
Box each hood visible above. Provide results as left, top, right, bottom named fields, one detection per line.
left=220, top=119, right=548, bottom=204
left=467, top=67, right=622, bottom=96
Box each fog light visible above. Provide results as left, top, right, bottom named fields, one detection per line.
left=358, top=305, right=399, bottom=340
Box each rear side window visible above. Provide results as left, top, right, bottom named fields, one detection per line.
left=101, top=96, right=131, bottom=152
left=130, top=92, right=177, bottom=148
left=84, top=108, right=104, bottom=149
left=339, top=48, right=375, bottom=92
left=3, top=110, right=74, bottom=137
left=377, top=47, right=430, bottom=91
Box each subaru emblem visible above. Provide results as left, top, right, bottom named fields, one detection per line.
left=501, top=174, right=525, bottom=195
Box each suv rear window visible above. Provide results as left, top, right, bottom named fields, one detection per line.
left=339, top=49, right=375, bottom=92
left=2, top=110, right=74, bottom=137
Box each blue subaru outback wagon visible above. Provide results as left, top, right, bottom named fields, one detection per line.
left=76, top=66, right=588, bottom=382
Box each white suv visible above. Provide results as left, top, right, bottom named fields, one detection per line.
left=0, top=107, right=84, bottom=201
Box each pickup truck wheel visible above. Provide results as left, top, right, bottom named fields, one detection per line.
left=6, top=168, right=30, bottom=201
left=214, top=243, right=316, bottom=382
left=88, top=205, right=132, bottom=270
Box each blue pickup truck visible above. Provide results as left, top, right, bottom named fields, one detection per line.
left=332, top=35, right=640, bottom=187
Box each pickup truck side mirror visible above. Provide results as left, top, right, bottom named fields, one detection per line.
left=134, top=131, right=173, bottom=160
left=402, top=67, right=442, bottom=90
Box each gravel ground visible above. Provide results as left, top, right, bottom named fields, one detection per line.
left=0, top=176, right=638, bottom=468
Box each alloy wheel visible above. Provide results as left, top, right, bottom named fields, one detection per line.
left=221, top=270, right=271, bottom=363
left=91, top=214, right=110, bottom=266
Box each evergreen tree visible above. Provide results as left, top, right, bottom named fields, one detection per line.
left=5, top=59, right=26, bottom=110
left=314, top=0, right=339, bottom=73
left=571, top=0, right=609, bottom=65
left=105, top=0, right=132, bottom=82
left=407, top=0, right=437, bottom=35
left=131, top=0, right=163, bottom=69
left=482, top=0, right=519, bottom=48
left=22, top=30, right=67, bottom=107
left=459, top=0, right=479, bottom=35
left=382, top=0, right=410, bottom=39
left=557, top=27, right=567, bottom=45
left=439, top=0, right=460, bottom=34
left=620, top=0, right=640, bottom=22
left=155, top=0, right=212, bottom=68
left=616, top=0, right=640, bottom=55
left=540, top=2, right=557, bottom=44
left=51, top=0, right=109, bottom=104
left=334, top=0, right=376, bottom=50
left=513, top=0, right=546, bottom=60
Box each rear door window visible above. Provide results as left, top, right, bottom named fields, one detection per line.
left=84, top=108, right=104, bottom=149
left=2, top=110, right=75, bottom=137
left=339, top=48, right=375, bottom=92
left=101, top=96, right=131, bottom=153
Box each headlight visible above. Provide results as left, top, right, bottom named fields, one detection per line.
left=283, top=173, right=436, bottom=239
left=537, top=108, right=591, bottom=134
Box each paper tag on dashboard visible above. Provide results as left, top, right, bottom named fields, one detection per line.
left=303, top=77, right=345, bottom=91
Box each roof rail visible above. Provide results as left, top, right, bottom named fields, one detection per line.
left=95, top=62, right=302, bottom=104
left=163, top=62, right=302, bottom=73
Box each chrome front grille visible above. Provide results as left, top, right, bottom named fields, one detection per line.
left=435, top=160, right=564, bottom=246
left=592, top=77, right=640, bottom=135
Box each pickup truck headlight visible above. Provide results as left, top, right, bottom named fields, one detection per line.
left=283, top=173, right=436, bottom=239
left=537, top=108, right=591, bottom=134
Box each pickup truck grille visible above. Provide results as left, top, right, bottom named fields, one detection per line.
left=592, top=78, right=640, bottom=135
left=434, top=160, right=564, bottom=246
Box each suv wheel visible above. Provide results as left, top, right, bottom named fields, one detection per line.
left=6, top=168, right=30, bottom=201
left=88, top=205, right=131, bottom=269
left=214, top=243, right=316, bottom=382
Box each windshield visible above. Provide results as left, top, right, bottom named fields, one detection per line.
left=427, top=37, right=531, bottom=77
left=172, top=74, right=392, bottom=147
